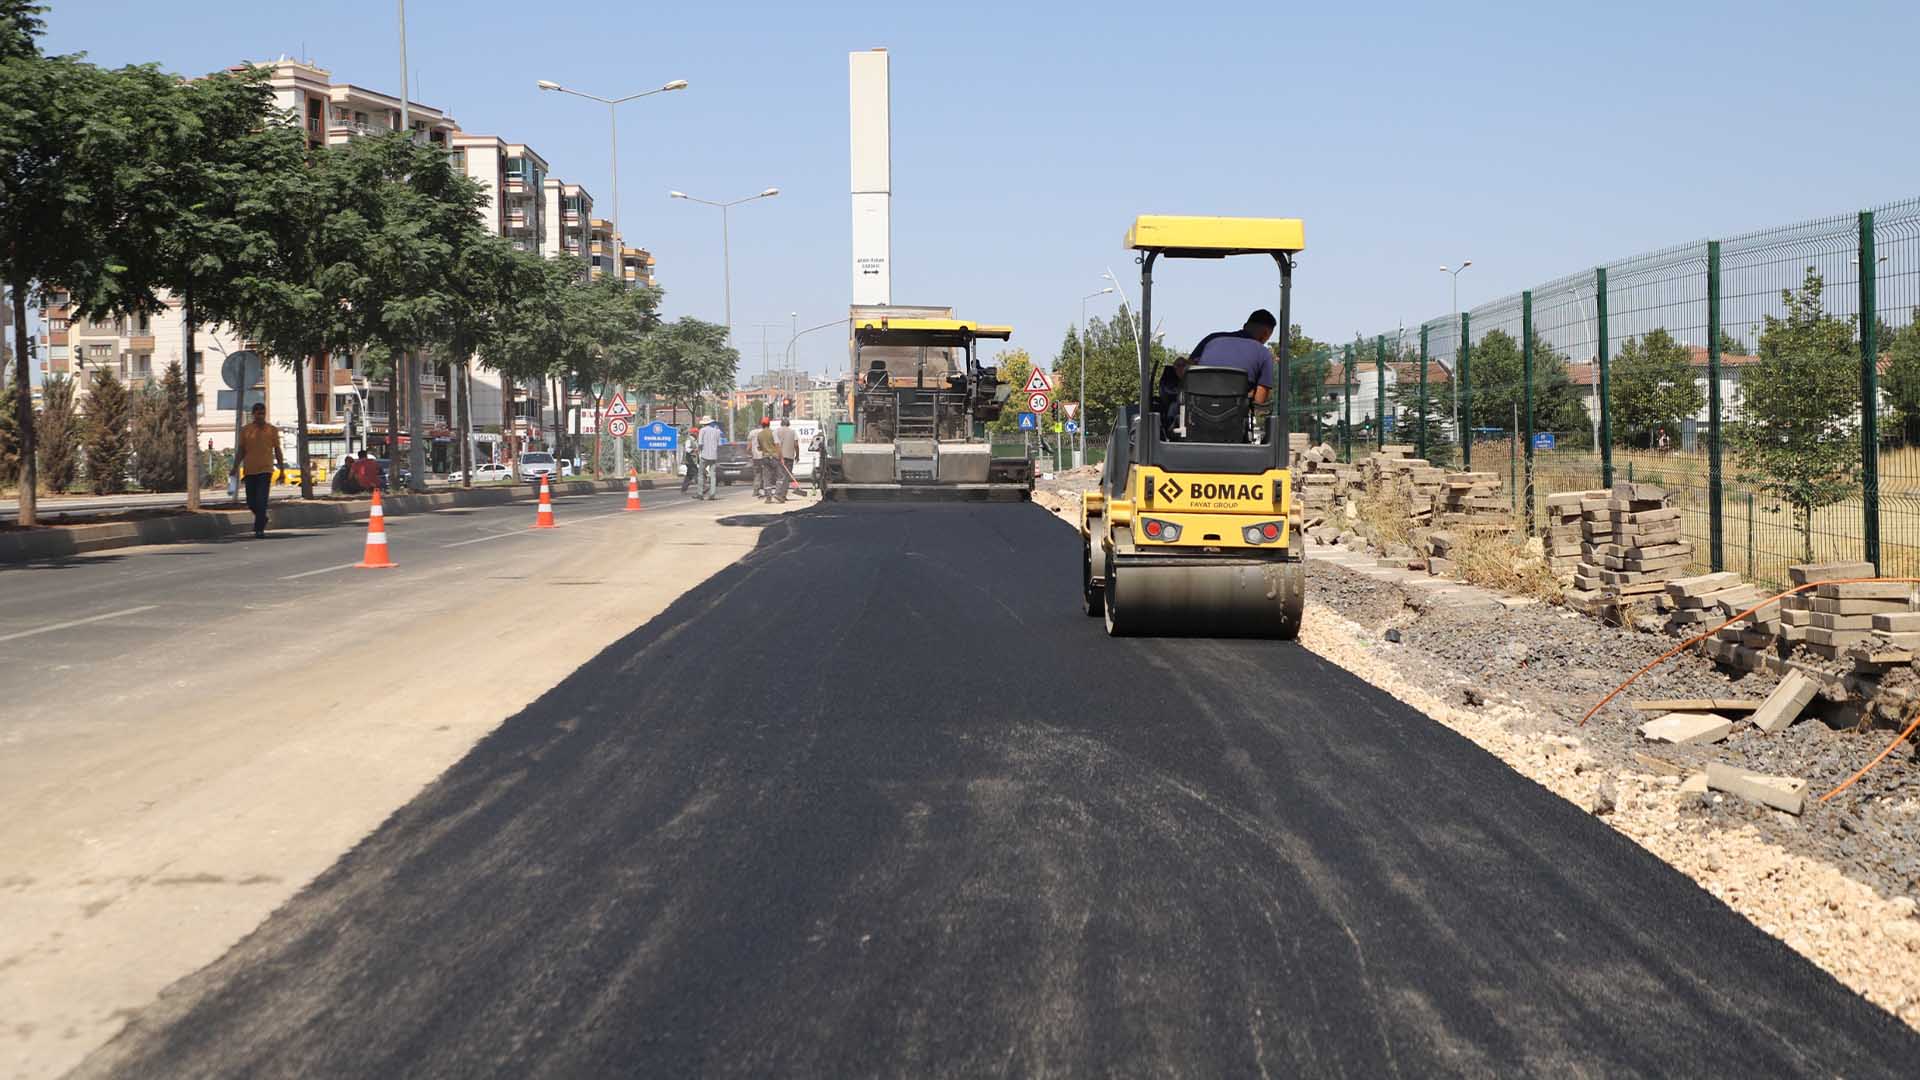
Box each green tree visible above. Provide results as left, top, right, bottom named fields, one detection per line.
left=131, top=360, right=188, bottom=490
left=1718, top=330, right=1750, bottom=357
left=986, top=347, right=1037, bottom=438
left=1044, top=313, right=1179, bottom=442
left=1880, top=313, right=1920, bottom=446
left=0, top=379, right=18, bottom=485
left=0, top=6, right=125, bottom=522
left=82, top=368, right=131, bottom=494
left=36, top=373, right=78, bottom=492
left=1390, top=367, right=1455, bottom=465
left=633, top=317, right=738, bottom=428
left=1466, top=328, right=1590, bottom=446
left=1610, top=328, right=1703, bottom=448
left=1732, top=268, right=1860, bottom=560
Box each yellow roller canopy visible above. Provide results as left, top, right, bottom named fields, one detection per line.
left=1124, top=215, right=1306, bottom=257
left=853, top=318, right=1013, bottom=346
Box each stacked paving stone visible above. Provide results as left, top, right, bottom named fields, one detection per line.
left=1437, top=472, right=1509, bottom=529
left=1541, top=490, right=1605, bottom=579
left=1565, top=482, right=1692, bottom=622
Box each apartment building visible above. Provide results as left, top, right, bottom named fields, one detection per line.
left=543, top=181, right=595, bottom=273
left=621, top=246, right=656, bottom=288
left=258, top=57, right=458, bottom=150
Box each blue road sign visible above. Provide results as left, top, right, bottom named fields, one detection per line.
left=1017, top=411, right=1039, bottom=431
left=1532, top=431, right=1556, bottom=451
left=1065, top=420, right=1081, bottom=434
left=635, top=419, right=679, bottom=451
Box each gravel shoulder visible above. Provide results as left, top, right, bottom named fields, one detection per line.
left=1036, top=473, right=1920, bottom=1032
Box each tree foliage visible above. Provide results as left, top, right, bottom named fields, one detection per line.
left=0, top=378, right=18, bottom=484
left=131, top=360, right=188, bottom=490
left=1879, top=311, right=1920, bottom=445
left=1731, top=268, right=1860, bottom=560
left=1610, top=328, right=1702, bottom=448
left=1466, top=328, right=1590, bottom=446
left=36, top=373, right=78, bottom=492
left=82, top=368, right=131, bottom=494
left=1043, top=312, right=1178, bottom=441
left=634, top=317, right=737, bottom=423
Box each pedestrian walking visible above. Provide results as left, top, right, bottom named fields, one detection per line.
left=237, top=403, right=285, bottom=538
left=697, top=417, right=723, bottom=500
left=775, top=417, right=800, bottom=502
left=750, top=417, right=771, bottom=497
left=681, top=428, right=700, bottom=493
left=752, top=419, right=781, bottom=503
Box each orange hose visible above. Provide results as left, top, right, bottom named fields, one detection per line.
left=1819, top=706, right=1920, bottom=803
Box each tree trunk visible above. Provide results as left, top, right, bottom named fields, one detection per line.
left=10, top=272, right=37, bottom=526
left=503, top=375, right=516, bottom=468
left=293, top=355, right=313, bottom=499
left=389, top=363, right=400, bottom=473
left=406, top=348, right=427, bottom=492
left=457, top=360, right=472, bottom=489
left=182, top=290, right=201, bottom=511
left=571, top=371, right=582, bottom=467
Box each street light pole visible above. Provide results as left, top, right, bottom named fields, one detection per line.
left=1079, top=287, right=1115, bottom=466
left=1441, top=261, right=1472, bottom=446
left=670, top=187, right=780, bottom=441
left=537, top=76, right=687, bottom=473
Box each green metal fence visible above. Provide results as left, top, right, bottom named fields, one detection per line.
left=1327, top=195, right=1920, bottom=587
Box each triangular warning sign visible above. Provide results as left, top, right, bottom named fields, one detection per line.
left=606, top=394, right=633, bottom=419
left=1022, top=369, right=1054, bottom=394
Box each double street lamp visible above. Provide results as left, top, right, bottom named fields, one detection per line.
left=536, top=76, right=686, bottom=472
left=1440, top=261, right=1472, bottom=445
left=669, top=187, right=780, bottom=440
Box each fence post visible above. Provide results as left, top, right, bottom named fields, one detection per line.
left=1375, top=335, right=1387, bottom=449
left=1860, top=209, right=1881, bottom=573
left=1706, top=239, right=1725, bottom=573
left=1522, top=289, right=1535, bottom=533
left=1418, top=323, right=1429, bottom=461
left=1342, top=344, right=1353, bottom=463
left=1459, top=312, right=1472, bottom=469
left=1596, top=266, right=1612, bottom=488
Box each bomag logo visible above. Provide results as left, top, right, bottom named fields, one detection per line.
left=1188, top=481, right=1265, bottom=502
left=1157, top=478, right=1183, bottom=501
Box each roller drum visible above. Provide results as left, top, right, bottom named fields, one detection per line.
left=1106, top=555, right=1303, bottom=639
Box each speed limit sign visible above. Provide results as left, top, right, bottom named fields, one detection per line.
left=608, top=417, right=630, bottom=437
left=1028, top=391, right=1050, bottom=413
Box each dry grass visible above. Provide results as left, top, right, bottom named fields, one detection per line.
left=1354, top=485, right=1419, bottom=553
left=1448, top=527, right=1565, bottom=604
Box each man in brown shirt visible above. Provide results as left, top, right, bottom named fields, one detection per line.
left=237, top=403, right=286, bottom=537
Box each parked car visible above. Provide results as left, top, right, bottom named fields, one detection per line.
left=449, top=462, right=513, bottom=484
left=518, top=451, right=559, bottom=483
left=715, top=442, right=753, bottom=486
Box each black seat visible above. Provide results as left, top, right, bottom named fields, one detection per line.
left=1180, top=365, right=1251, bottom=443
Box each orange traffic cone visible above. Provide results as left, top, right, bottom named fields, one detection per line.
left=355, top=488, right=397, bottom=568
left=625, top=469, right=643, bottom=512
left=532, top=474, right=558, bottom=529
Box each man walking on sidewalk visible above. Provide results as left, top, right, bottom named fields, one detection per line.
left=238, top=403, right=285, bottom=538
left=680, top=427, right=700, bottom=493
left=752, top=418, right=780, bottom=503
left=697, top=417, right=723, bottom=500
left=775, top=417, right=800, bottom=502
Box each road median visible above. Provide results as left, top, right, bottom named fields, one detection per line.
left=0, top=479, right=648, bottom=564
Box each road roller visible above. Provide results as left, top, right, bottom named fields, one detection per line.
left=1079, top=215, right=1306, bottom=638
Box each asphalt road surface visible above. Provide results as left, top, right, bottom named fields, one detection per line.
left=76, top=504, right=1920, bottom=1077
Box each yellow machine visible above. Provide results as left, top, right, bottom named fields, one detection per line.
left=1080, top=215, right=1306, bottom=637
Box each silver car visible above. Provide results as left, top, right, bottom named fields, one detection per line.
left=518, top=451, right=559, bottom=483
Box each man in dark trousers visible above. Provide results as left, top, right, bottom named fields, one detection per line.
left=680, top=427, right=701, bottom=493
left=237, top=403, right=286, bottom=537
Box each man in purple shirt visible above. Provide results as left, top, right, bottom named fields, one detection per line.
left=1187, top=308, right=1279, bottom=404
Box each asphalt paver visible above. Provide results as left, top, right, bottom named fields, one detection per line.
left=76, top=504, right=1920, bottom=1077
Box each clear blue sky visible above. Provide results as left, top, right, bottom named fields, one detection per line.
left=44, top=0, right=1920, bottom=377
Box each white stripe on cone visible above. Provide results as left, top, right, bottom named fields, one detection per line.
left=366, top=533, right=387, bottom=545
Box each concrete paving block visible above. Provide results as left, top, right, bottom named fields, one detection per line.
left=1813, top=581, right=1913, bottom=600
left=1639, top=712, right=1733, bottom=745
left=1669, top=571, right=1743, bottom=598
left=1751, top=670, right=1819, bottom=734
left=1872, top=611, right=1920, bottom=632
left=1788, top=560, right=1875, bottom=585
left=1705, top=763, right=1808, bottom=815
left=1679, top=772, right=1710, bottom=795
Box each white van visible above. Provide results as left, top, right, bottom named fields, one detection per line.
left=786, top=419, right=822, bottom=479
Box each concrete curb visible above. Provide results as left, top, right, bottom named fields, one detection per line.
left=0, top=479, right=642, bottom=564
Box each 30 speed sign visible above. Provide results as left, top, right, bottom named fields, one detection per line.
left=1028, top=391, right=1050, bottom=413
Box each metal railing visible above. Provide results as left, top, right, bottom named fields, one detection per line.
left=1326, top=196, right=1920, bottom=587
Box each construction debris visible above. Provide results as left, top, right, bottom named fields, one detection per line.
left=1704, top=762, right=1810, bottom=815
left=1751, top=670, right=1821, bottom=734
left=1630, top=698, right=1763, bottom=714
left=1639, top=712, right=1733, bottom=745
left=1564, top=483, right=1692, bottom=624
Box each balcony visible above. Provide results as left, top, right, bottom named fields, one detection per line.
left=128, top=334, right=155, bottom=351
left=505, top=212, right=529, bottom=232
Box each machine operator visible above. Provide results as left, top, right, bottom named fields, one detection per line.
left=1159, top=308, right=1279, bottom=436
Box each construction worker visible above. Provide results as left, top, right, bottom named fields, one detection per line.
left=237, top=402, right=286, bottom=538
left=752, top=418, right=780, bottom=501
left=1187, top=308, right=1278, bottom=405
left=775, top=417, right=800, bottom=502
left=696, top=417, right=723, bottom=500
left=680, top=427, right=700, bottom=493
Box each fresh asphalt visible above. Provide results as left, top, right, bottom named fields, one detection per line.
left=72, top=503, right=1920, bottom=1077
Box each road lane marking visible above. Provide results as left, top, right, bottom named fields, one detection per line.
left=281, top=562, right=360, bottom=581
left=0, top=605, right=159, bottom=644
